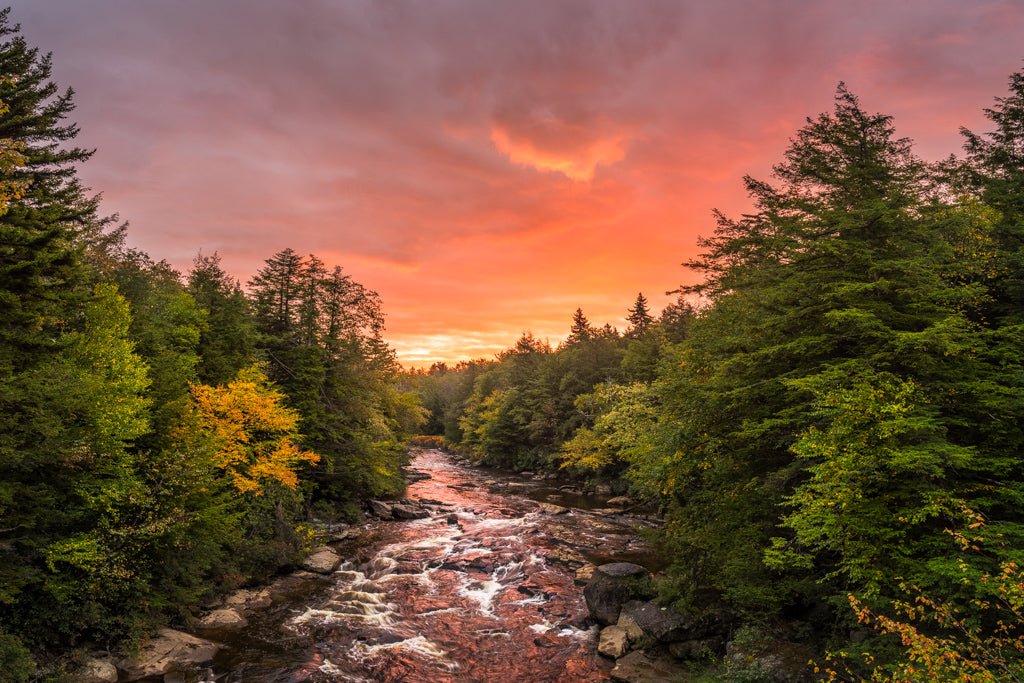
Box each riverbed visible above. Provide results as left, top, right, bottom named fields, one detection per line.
left=201, top=448, right=658, bottom=682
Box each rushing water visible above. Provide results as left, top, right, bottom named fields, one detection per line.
left=203, top=449, right=658, bottom=683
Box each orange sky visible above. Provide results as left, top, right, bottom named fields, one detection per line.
left=11, top=1, right=1024, bottom=366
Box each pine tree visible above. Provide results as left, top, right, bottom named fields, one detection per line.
left=625, top=292, right=654, bottom=337
left=248, top=247, right=305, bottom=335
left=566, top=307, right=593, bottom=345
left=187, top=252, right=256, bottom=385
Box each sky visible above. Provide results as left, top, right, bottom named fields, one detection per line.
left=8, top=1, right=1024, bottom=366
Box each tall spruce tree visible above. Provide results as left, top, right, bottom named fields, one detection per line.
left=643, top=86, right=980, bottom=617
left=625, top=292, right=654, bottom=338
left=187, top=252, right=256, bottom=385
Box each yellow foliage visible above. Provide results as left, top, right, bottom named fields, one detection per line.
left=186, top=364, right=319, bottom=494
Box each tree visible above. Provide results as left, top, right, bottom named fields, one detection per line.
left=626, top=292, right=654, bottom=338
left=187, top=252, right=256, bottom=386
left=634, top=85, right=981, bottom=618
left=184, top=365, right=320, bottom=495
left=566, top=307, right=593, bottom=345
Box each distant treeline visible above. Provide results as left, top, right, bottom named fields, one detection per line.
left=409, top=79, right=1024, bottom=680
left=0, top=13, right=422, bottom=677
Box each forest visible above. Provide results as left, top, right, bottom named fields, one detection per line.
left=2, top=4, right=1024, bottom=681
left=408, top=81, right=1024, bottom=679
left=0, top=13, right=424, bottom=678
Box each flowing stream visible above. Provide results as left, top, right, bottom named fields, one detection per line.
left=202, top=448, right=659, bottom=682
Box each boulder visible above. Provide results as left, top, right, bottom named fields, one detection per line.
left=223, top=587, right=272, bottom=610
left=583, top=563, right=651, bottom=625
left=117, top=628, right=221, bottom=680
left=598, top=625, right=630, bottom=658
left=618, top=600, right=692, bottom=643
left=198, top=607, right=247, bottom=629
left=391, top=503, right=430, bottom=520
left=301, top=547, right=342, bottom=574
left=368, top=499, right=393, bottom=518
left=75, top=658, right=118, bottom=683
left=607, top=496, right=634, bottom=507
left=616, top=611, right=646, bottom=644
left=609, top=650, right=679, bottom=683
left=538, top=502, right=569, bottom=515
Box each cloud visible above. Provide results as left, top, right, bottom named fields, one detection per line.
left=8, top=0, right=1024, bottom=364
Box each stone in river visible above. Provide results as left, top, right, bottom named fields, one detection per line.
left=302, top=547, right=342, bottom=574
left=117, top=629, right=221, bottom=680
left=607, top=496, right=634, bottom=507
left=391, top=503, right=430, bottom=519
left=584, top=562, right=652, bottom=625
left=198, top=607, right=247, bottom=629
left=368, top=499, right=393, bottom=518
left=598, top=625, right=630, bottom=658
left=538, top=502, right=569, bottom=514
left=618, top=600, right=692, bottom=643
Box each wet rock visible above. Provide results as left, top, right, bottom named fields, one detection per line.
left=726, top=638, right=816, bottom=682
left=618, top=600, right=691, bottom=643
left=520, top=471, right=535, bottom=476
left=368, top=499, right=393, bottom=518
left=574, top=563, right=597, bottom=585
left=223, top=587, right=272, bottom=610
left=446, top=513, right=460, bottom=525
left=75, top=657, right=118, bottom=683
left=584, top=562, right=651, bottom=625
left=594, top=483, right=613, bottom=496
left=198, top=607, right=248, bottom=629
left=538, top=502, right=569, bottom=515
left=391, top=503, right=430, bottom=519
left=669, top=637, right=724, bottom=660
left=609, top=650, right=679, bottom=683
left=117, top=628, right=221, bottom=680
left=607, top=496, right=634, bottom=507
left=302, top=547, right=342, bottom=574
left=598, top=625, right=630, bottom=658
left=559, top=485, right=580, bottom=493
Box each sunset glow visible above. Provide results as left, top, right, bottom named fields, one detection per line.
left=11, top=0, right=1024, bottom=366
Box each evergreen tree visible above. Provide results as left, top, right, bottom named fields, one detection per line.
left=187, top=252, right=256, bottom=385
left=566, top=307, right=593, bottom=344
left=625, top=292, right=654, bottom=337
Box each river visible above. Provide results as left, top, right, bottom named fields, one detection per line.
left=203, top=448, right=659, bottom=682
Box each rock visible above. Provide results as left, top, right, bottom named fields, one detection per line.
left=616, top=611, right=646, bottom=644
left=583, top=562, right=651, bottom=625
left=301, top=547, right=342, bottom=574
left=574, top=563, right=597, bottom=585
left=538, top=502, right=569, bottom=515
left=618, top=600, right=692, bottom=643
left=223, top=587, right=272, bottom=610
left=594, top=483, right=613, bottom=496
left=75, top=657, right=118, bottom=683
left=391, top=503, right=430, bottom=519
left=117, top=628, right=221, bottom=680
left=520, top=470, right=535, bottom=476
left=726, top=638, right=816, bottom=682
left=198, top=607, right=247, bottom=629
left=609, top=650, right=679, bottom=683
left=559, top=485, right=580, bottom=493
left=598, top=625, right=630, bottom=658
left=446, top=513, right=460, bottom=525
left=669, top=637, right=723, bottom=660
left=607, top=496, right=634, bottom=507
left=368, top=499, right=393, bottom=518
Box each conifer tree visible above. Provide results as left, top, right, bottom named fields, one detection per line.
left=625, top=292, right=654, bottom=337
left=567, top=307, right=593, bottom=344
left=188, top=252, right=256, bottom=385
